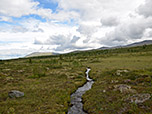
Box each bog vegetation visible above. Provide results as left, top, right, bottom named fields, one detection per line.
left=0, top=45, right=152, bottom=113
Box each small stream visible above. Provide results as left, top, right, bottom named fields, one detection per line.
left=68, top=68, right=94, bottom=114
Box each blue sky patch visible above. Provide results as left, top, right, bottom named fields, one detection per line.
left=0, top=15, right=47, bottom=26
left=17, top=15, right=47, bottom=22
left=35, top=0, right=58, bottom=13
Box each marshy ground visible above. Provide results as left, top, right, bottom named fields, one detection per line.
left=0, top=45, right=152, bottom=114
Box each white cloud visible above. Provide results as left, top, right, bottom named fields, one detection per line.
left=101, top=15, right=152, bottom=46
left=77, top=24, right=98, bottom=37
left=1, top=0, right=152, bottom=59
left=0, top=0, right=39, bottom=17
left=53, top=0, right=147, bottom=47
left=138, top=0, right=152, bottom=17
left=34, top=34, right=95, bottom=51
left=0, top=16, right=12, bottom=22
left=34, top=8, right=53, bottom=19
left=0, top=18, right=80, bottom=54
left=57, top=0, right=144, bottom=21
left=51, top=10, right=80, bottom=22
left=0, top=0, right=54, bottom=21
left=0, top=49, right=34, bottom=60
left=0, top=0, right=79, bottom=22
left=101, top=16, right=119, bottom=27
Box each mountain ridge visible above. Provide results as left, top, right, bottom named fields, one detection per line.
left=99, top=40, right=152, bottom=50
left=25, top=40, right=152, bottom=58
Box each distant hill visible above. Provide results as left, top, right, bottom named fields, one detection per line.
left=125, top=40, right=152, bottom=47
left=98, top=47, right=110, bottom=50
left=99, top=40, right=152, bottom=50
left=25, top=40, right=152, bottom=58
left=25, top=52, right=58, bottom=58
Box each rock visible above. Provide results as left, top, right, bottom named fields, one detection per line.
left=8, top=90, right=24, bottom=98
left=114, top=84, right=136, bottom=93
left=116, top=70, right=129, bottom=76
left=125, top=93, right=151, bottom=104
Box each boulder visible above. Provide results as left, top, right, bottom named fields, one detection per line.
left=8, top=90, right=24, bottom=98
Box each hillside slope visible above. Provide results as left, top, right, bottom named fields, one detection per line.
left=126, top=40, right=152, bottom=47
left=25, top=52, right=53, bottom=58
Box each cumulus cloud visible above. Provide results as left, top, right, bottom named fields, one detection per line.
left=53, top=0, right=147, bottom=47
left=77, top=24, right=97, bottom=37
left=12, top=26, right=28, bottom=33
left=34, top=38, right=43, bottom=44
left=0, top=0, right=39, bottom=17
left=148, top=30, right=152, bottom=37
left=0, top=0, right=57, bottom=21
left=101, top=16, right=119, bottom=27
left=57, top=0, right=143, bottom=21
left=144, top=29, right=152, bottom=37
left=0, top=0, right=80, bottom=22
left=34, top=34, right=89, bottom=51
left=138, top=0, right=152, bottom=17
left=34, top=8, right=53, bottom=19
left=0, top=16, right=12, bottom=22
left=0, top=49, right=34, bottom=60
left=71, top=36, right=80, bottom=43
left=2, top=0, right=152, bottom=59
left=0, top=18, right=44, bottom=33
left=32, top=28, right=44, bottom=32
left=101, top=16, right=152, bottom=46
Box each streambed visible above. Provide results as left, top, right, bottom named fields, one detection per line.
left=68, top=68, right=94, bottom=114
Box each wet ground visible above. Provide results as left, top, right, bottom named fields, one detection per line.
left=68, top=68, right=94, bottom=114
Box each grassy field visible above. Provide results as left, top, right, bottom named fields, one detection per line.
left=0, top=45, right=152, bottom=114
left=0, top=57, right=87, bottom=113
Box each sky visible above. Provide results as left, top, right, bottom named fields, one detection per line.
left=0, top=0, right=152, bottom=59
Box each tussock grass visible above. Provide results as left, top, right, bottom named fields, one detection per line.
left=0, top=58, right=86, bottom=114
left=0, top=45, right=152, bottom=113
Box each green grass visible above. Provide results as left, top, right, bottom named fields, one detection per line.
left=0, top=45, right=152, bottom=113
left=83, top=69, right=152, bottom=114
left=0, top=58, right=86, bottom=114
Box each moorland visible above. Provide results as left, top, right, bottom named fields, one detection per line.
left=0, top=44, right=152, bottom=114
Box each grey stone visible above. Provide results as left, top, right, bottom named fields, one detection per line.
left=8, top=90, right=24, bottom=98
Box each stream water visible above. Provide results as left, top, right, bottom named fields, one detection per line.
left=68, top=68, right=94, bottom=114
